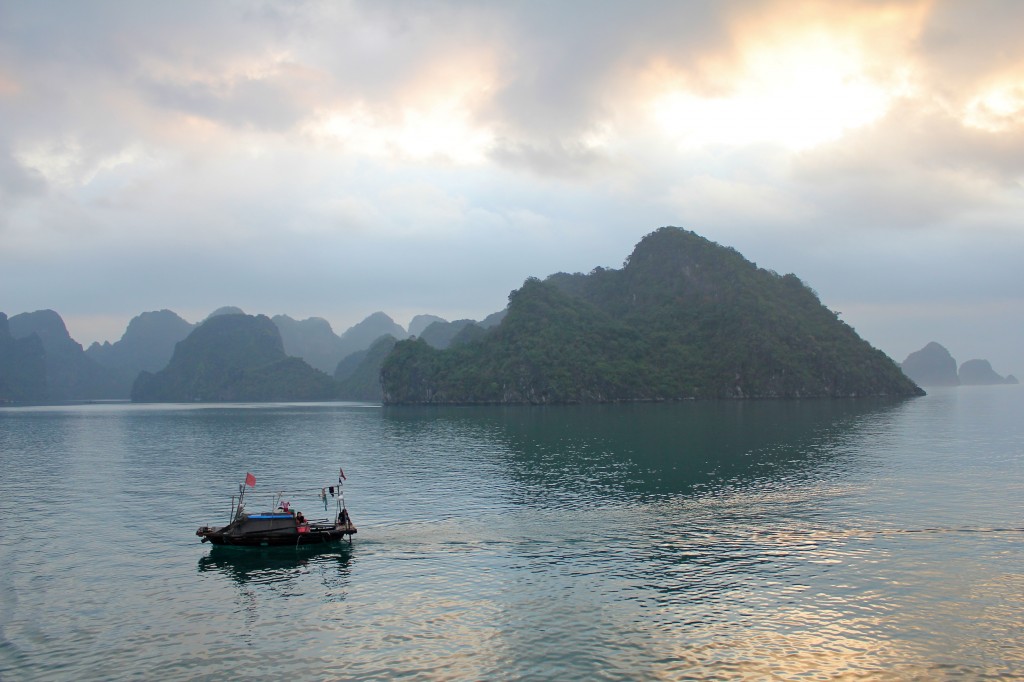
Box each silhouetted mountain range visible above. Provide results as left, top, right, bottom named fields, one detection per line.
left=6, top=227, right=1018, bottom=405
left=334, top=312, right=408, bottom=368
left=901, top=342, right=1018, bottom=386
left=0, top=312, right=47, bottom=402
left=419, top=319, right=484, bottom=350
left=901, top=342, right=960, bottom=387
left=131, top=314, right=338, bottom=402
left=335, top=335, right=400, bottom=401
left=959, top=359, right=1017, bottom=385
left=86, top=309, right=196, bottom=394
left=0, top=306, right=476, bottom=403
left=408, top=314, right=447, bottom=338
left=272, top=314, right=347, bottom=374
left=7, top=309, right=120, bottom=400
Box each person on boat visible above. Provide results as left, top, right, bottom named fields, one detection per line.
left=295, top=510, right=311, bottom=534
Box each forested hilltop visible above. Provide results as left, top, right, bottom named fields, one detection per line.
left=381, top=227, right=924, bottom=404
left=131, top=314, right=338, bottom=402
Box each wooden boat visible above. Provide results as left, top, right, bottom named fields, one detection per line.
left=197, top=471, right=356, bottom=547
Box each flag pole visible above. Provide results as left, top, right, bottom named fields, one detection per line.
left=236, top=472, right=256, bottom=520
left=235, top=483, right=245, bottom=520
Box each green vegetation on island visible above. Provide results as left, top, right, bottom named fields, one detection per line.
left=381, top=227, right=925, bottom=404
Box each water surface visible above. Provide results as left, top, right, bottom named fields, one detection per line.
left=1, top=388, right=1021, bottom=679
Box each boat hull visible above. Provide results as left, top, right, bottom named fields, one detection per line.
left=198, top=527, right=355, bottom=546
left=197, top=514, right=357, bottom=547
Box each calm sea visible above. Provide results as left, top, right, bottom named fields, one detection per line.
left=1, top=388, right=1022, bottom=680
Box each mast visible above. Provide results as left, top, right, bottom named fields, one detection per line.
left=235, top=472, right=256, bottom=520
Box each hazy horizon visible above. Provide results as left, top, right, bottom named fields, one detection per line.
left=2, top=1, right=1022, bottom=375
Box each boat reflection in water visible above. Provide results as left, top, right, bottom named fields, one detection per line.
left=197, top=543, right=354, bottom=587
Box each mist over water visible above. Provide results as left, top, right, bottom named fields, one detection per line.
left=1, top=389, right=1022, bottom=679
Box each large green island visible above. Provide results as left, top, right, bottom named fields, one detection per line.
left=381, top=227, right=923, bottom=404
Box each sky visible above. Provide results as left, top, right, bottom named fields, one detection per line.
left=1, top=0, right=1022, bottom=376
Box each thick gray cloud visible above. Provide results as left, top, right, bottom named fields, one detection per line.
left=1, top=0, right=1022, bottom=377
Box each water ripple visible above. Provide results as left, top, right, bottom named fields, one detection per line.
left=2, top=393, right=1023, bottom=679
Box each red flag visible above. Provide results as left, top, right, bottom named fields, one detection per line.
left=339, top=467, right=346, bottom=481
left=244, top=472, right=256, bottom=488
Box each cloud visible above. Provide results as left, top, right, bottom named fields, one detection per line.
left=0, top=0, right=1022, bottom=375
left=916, top=1, right=1024, bottom=95
left=0, top=143, right=46, bottom=206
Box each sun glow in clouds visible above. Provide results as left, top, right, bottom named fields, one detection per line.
left=314, top=101, right=493, bottom=164
left=651, top=33, right=899, bottom=150
left=964, top=80, right=1024, bottom=132
left=309, top=60, right=495, bottom=164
